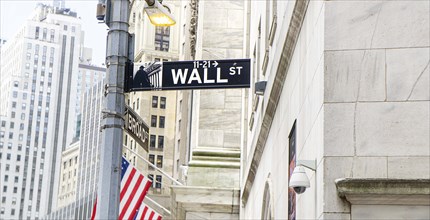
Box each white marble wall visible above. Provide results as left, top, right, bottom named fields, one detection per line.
left=241, top=0, right=429, bottom=220
left=323, top=0, right=429, bottom=219
left=192, top=0, right=245, bottom=152
left=241, top=0, right=325, bottom=219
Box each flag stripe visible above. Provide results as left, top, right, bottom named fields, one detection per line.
left=119, top=175, right=144, bottom=219
left=149, top=211, right=155, bottom=220
left=119, top=171, right=140, bottom=212
left=91, top=157, right=154, bottom=220
left=140, top=206, right=149, bottom=220
left=119, top=169, right=137, bottom=201
left=120, top=167, right=135, bottom=198
left=91, top=198, right=97, bottom=220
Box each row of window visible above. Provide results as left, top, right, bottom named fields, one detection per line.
left=148, top=154, right=163, bottom=168
left=148, top=174, right=162, bottom=189
left=0, top=152, right=21, bottom=161
left=152, top=96, right=166, bottom=109
left=149, top=135, right=164, bottom=149
left=150, top=115, right=165, bottom=128
left=63, top=156, right=78, bottom=169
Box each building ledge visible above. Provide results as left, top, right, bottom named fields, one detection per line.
left=171, top=185, right=240, bottom=218
left=335, top=178, right=430, bottom=205
left=188, top=160, right=240, bottom=169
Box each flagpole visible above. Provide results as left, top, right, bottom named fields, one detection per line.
left=144, top=196, right=171, bottom=215
left=123, top=145, right=183, bottom=186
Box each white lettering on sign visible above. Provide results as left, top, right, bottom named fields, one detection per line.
left=188, top=69, right=202, bottom=84
left=203, top=68, right=214, bottom=83
left=216, top=68, right=228, bottom=83
left=172, top=69, right=188, bottom=84
left=171, top=68, right=229, bottom=85
left=127, top=114, right=148, bottom=143
left=229, top=66, right=243, bottom=75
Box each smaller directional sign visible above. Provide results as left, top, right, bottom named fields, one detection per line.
left=125, top=59, right=250, bottom=92
left=124, top=105, right=149, bottom=152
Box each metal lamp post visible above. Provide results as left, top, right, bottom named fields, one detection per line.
left=96, top=0, right=176, bottom=219
left=96, top=0, right=129, bottom=219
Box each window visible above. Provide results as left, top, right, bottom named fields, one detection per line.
left=151, top=115, right=157, bottom=127
left=159, top=116, right=165, bottom=128
left=149, top=154, right=155, bottom=169
left=154, top=26, right=170, bottom=51
left=150, top=135, right=156, bottom=148
left=27, top=43, right=32, bottom=50
left=158, top=136, right=164, bottom=149
left=4, top=175, right=8, bottom=182
left=152, top=96, right=158, bottom=108
left=156, top=155, right=163, bottom=168
left=64, top=25, right=68, bottom=31
left=148, top=174, right=154, bottom=187
left=1, top=197, right=5, bottom=203
left=50, top=29, right=55, bottom=42
left=13, top=91, right=18, bottom=98
left=261, top=181, right=273, bottom=220
left=160, top=97, right=166, bottom=109
left=43, top=28, right=47, bottom=40
left=35, top=26, right=39, bottom=39
left=137, top=98, right=140, bottom=110
left=155, top=175, right=162, bottom=188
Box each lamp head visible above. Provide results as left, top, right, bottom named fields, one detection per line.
left=144, top=1, right=176, bottom=26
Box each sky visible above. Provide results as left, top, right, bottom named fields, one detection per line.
left=0, top=0, right=108, bottom=65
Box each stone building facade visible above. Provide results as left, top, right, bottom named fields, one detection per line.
left=56, top=141, right=79, bottom=208
left=241, top=1, right=429, bottom=220
left=170, top=0, right=247, bottom=219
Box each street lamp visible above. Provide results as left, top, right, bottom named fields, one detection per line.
left=144, top=0, right=176, bottom=26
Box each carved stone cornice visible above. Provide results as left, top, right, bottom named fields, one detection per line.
left=241, top=0, right=309, bottom=205
left=336, top=178, right=430, bottom=205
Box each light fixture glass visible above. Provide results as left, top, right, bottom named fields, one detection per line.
left=144, top=1, right=176, bottom=26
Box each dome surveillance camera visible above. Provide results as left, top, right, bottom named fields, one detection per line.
left=289, top=166, right=310, bottom=194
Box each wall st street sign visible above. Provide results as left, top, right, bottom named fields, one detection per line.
left=125, top=59, right=250, bottom=91
left=124, top=105, right=149, bottom=152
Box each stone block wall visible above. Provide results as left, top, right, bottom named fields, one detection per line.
left=322, top=1, right=429, bottom=218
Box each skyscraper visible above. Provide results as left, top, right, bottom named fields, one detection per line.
left=0, top=3, right=83, bottom=219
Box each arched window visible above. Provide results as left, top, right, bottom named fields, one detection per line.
left=261, top=178, right=274, bottom=220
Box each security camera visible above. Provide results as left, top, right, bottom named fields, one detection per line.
left=289, top=166, right=311, bottom=194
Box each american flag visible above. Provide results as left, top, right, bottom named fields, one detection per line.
left=91, top=156, right=152, bottom=220
left=133, top=202, right=163, bottom=220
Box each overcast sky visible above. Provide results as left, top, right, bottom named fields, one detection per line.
left=0, top=0, right=107, bottom=65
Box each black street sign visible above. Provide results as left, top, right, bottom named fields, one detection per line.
left=124, top=105, right=149, bottom=152
left=125, top=59, right=250, bottom=92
